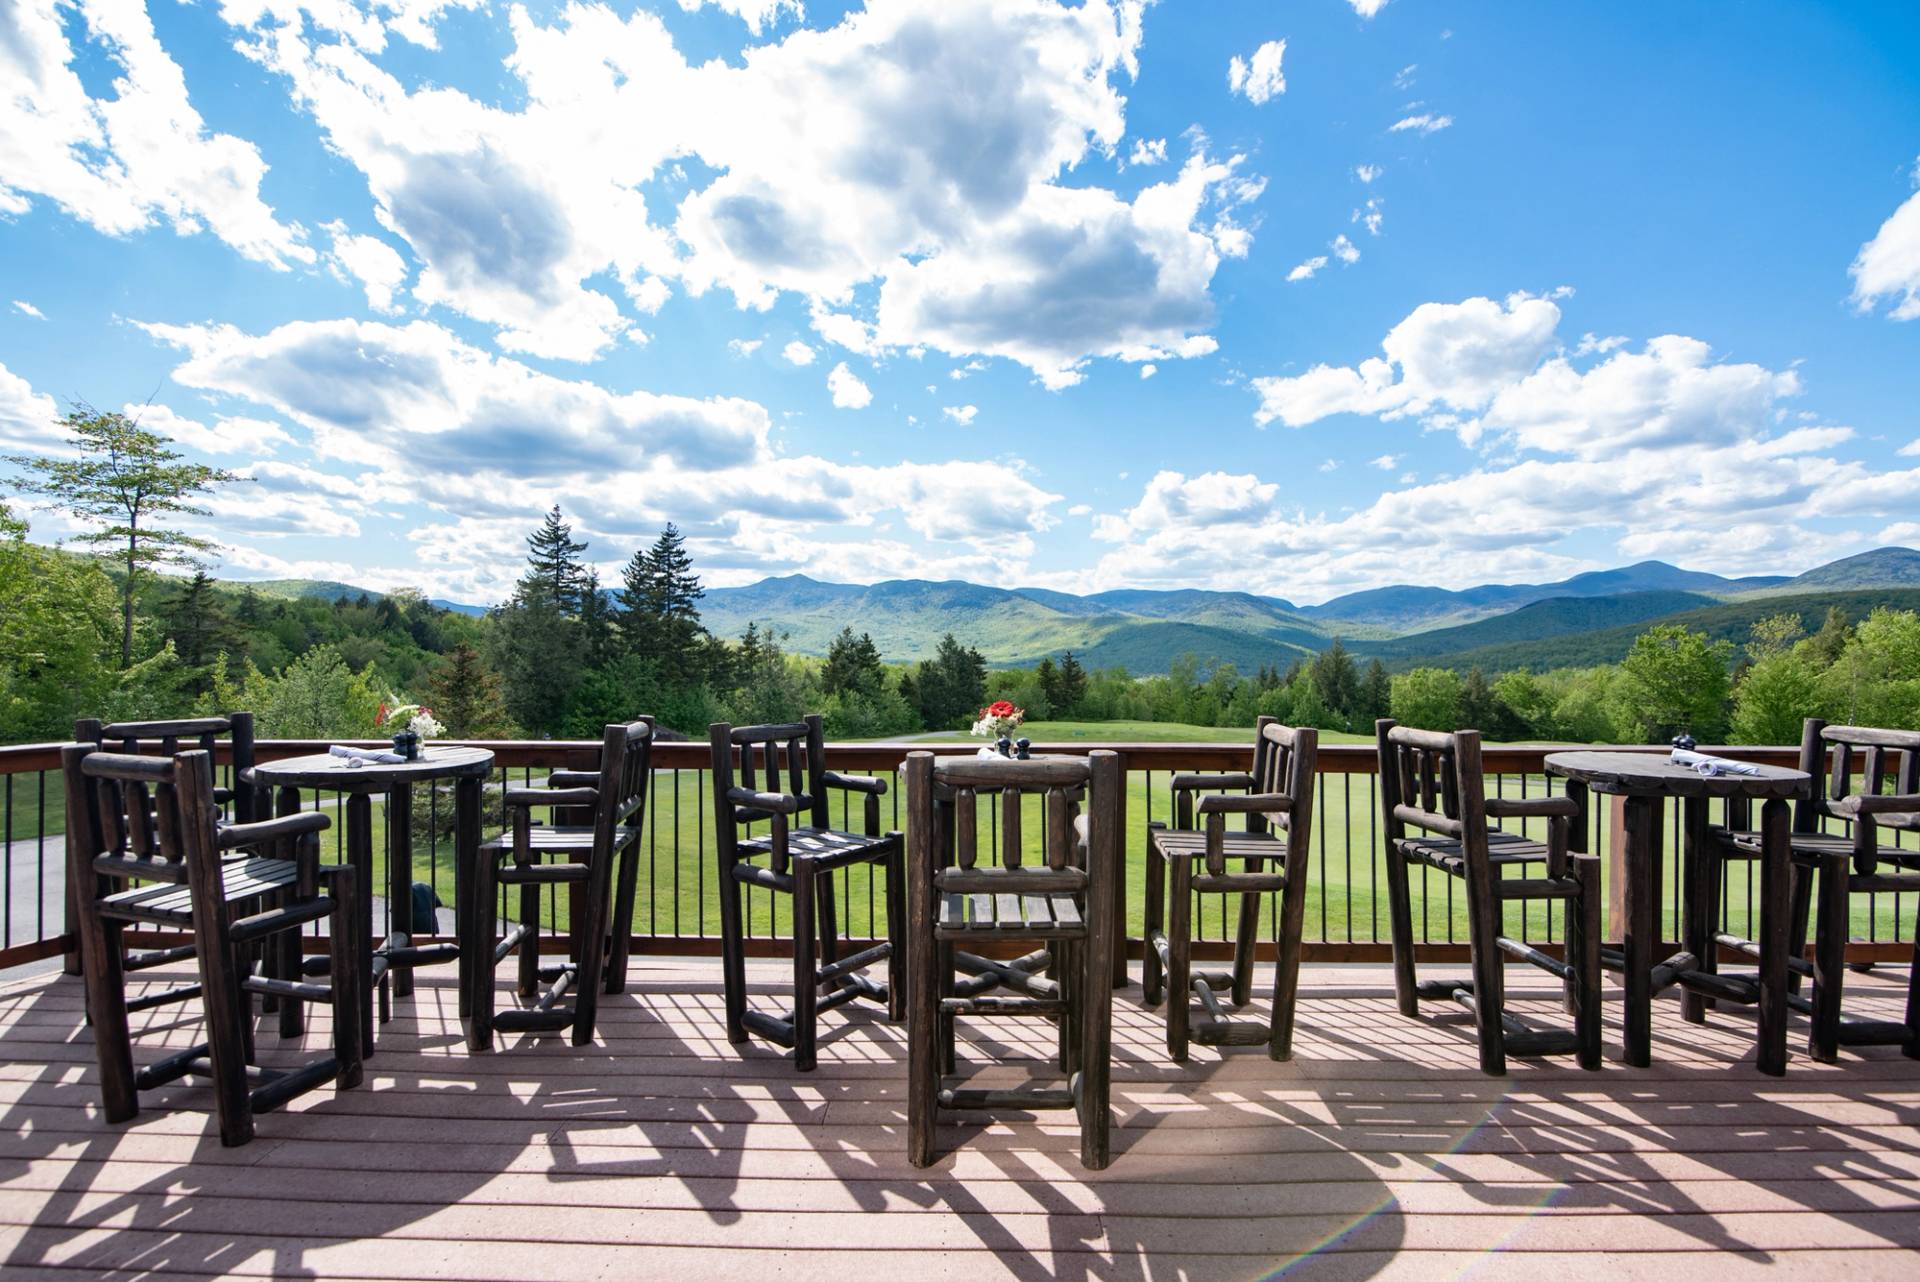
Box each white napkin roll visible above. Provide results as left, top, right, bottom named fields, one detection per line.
left=1670, top=748, right=1761, bottom=778
left=329, top=745, right=406, bottom=766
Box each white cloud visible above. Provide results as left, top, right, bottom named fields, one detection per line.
left=1348, top=0, right=1391, bottom=18
left=826, top=362, right=873, bottom=408
left=11, top=300, right=45, bottom=320
left=676, top=0, right=803, bottom=34
left=1139, top=363, right=1157, bottom=379
left=1128, top=137, right=1168, bottom=167
left=0, top=361, right=64, bottom=454
left=323, top=221, right=410, bottom=313
left=1331, top=234, right=1360, bottom=265
left=0, top=0, right=312, bottom=269
left=220, top=0, right=1245, bottom=384
left=1850, top=172, right=1920, bottom=321
left=1227, top=39, right=1286, bottom=105
left=1287, top=255, right=1329, bottom=283
left=1389, top=113, right=1453, bottom=135
left=1370, top=454, right=1398, bottom=469
left=942, top=404, right=979, bottom=425
left=1393, top=64, right=1417, bottom=90
left=1251, top=293, right=1562, bottom=426
left=1900, top=438, right=1920, bottom=457
left=728, top=338, right=763, bottom=356
left=128, top=403, right=295, bottom=457
left=1318, top=459, right=1338, bottom=472
left=782, top=340, right=817, bottom=366
left=1354, top=164, right=1382, bottom=184
left=1573, top=332, right=1628, bottom=357
left=1354, top=197, right=1383, bottom=236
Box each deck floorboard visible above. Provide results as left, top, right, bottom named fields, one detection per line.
left=1, top=960, right=1916, bottom=1280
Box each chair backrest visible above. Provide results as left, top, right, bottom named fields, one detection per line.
left=76, top=713, right=258, bottom=823
left=591, top=718, right=654, bottom=852
left=710, top=713, right=829, bottom=829
left=61, top=742, right=223, bottom=886
left=1374, top=719, right=1491, bottom=858
left=1799, top=718, right=1920, bottom=841
left=1253, top=716, right=1319, bottom=837
left=906, top=750, right=1121, bottom=902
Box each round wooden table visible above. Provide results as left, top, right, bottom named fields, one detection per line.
left=253, top=745, right=494, bottom=1052
left=1544, top=750, right=1807, bottom=1074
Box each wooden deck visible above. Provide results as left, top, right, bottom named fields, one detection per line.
left=1, top=959, right=1917, bottom=1281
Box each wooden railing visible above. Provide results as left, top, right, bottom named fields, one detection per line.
left=3, top=738, right=1909, bottom=972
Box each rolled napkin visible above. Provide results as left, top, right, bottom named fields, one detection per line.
left=329, top=745, right=405, bottom=767
left=1670, top=748, right=1761, bottom=778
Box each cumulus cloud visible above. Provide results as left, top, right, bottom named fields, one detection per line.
left=1227, top=39, right=1286, bottom=105
left=323, top=221, right=410, bottom=313
left=1355, top=164, right=1382, bottom=184
left=783, top=340, right=817, bottom=366
left=11, top=301, right=45, bottom=320
left=728, top=338, right=763, bottom=356
left=1850, top=169, right=1920, bottom=321
left=128, top=403, right=295, bottom=457
left=0, top=361, right=63, bottom=454
left=1128, top=137, right=1168, bottom=167
left=1251, top=293, right=1562, bottom=427
left=1331, top=234, right=1360, bottom=265
left=0, top=0, right=312, bottom=269
left=676, top=0, right=803, bottom=34
left=1389, top=113, right=1453, bottom=135
left=1348, top=0, right=1390, bottom=18
left=942, top=404, right=979, bottom=425
left=217, top=1, right=1244, bottom=384
left=1287, top=256, right=1328, bottom=282
left=826, top=362, right=873, bottom=408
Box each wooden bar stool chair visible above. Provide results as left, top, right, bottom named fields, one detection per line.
left=1376, top=721, right=1603, bottom=1075
left=1703, top=720, right=1919, bottom=1061
left=710, top=714, right=904, bottom=1070
left=905, top=750, right=1121, bottom=1170
left=469, top=720, right=653, bottom=1049
left=1144, top=717, right=1317, bottom=1061
left=71, top=714, right=262, bottom=1018
left=61, top=743, right=363, bottom=1147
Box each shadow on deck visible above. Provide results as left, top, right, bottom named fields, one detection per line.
left=1, top=960, right=1917, bottom=1280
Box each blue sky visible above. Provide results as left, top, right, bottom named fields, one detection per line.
left=1, top=0, right=1917, bottom=607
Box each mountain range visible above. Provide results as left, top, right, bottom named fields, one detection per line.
left=235, top=546, right=1920, bottom=675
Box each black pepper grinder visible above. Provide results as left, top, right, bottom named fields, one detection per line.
left=1671, top=733, right=1696, bottom=752
left=1014, top=738, right=1031, bottom=760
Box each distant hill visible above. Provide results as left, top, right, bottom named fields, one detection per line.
left=235, top=577, right=382, bottom=603
left=208, top=546, right=1920, bottom=676
left=1358, top=590, right=1721, bottom=664
left=1305, top=560, right=1787, bottom=633
left=1397, top=588, right=1920, bottom=673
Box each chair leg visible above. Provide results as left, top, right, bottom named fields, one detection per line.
left=1383, top=847, right=1420, bottom=1018
left=329, top=869, right=365, bottom=1090
left=792, top=858, right=818, bottom=1071
left=815, top=868, right=840, bottom=976
left=1904, top=910, right=1920, bottom=1061
left=516, top=870, right=540, bottom=999
left=1166, top=856, right=1193, bottom=1062
left=193, top=913, right=253, bottom=1148
left=908, top=872, right=938, bottom=1169
left=468, top=852, right=498, bottom=1052
left=1056, top=940, right=1080, bottom=1077
left=276, top=895, right=305, bottom=1040
left=605, top=835, right=642, bottom=995
left=717, top=855, right=749, bottom=1046
left=937, top=940, right=957, bottom=1075
left=1464, top=878, right=1507, bottom=1077
left=572, top=873, right=610, bottom=1049
left=1270, top=853, right=1309, bottom=1062
left=1808, top=852, right=1848, bottom=1064
left=1572, top=856, right=1603, bottom=1070
left=885, top=836, right=906, bottom=1022
left=80, top=913, right=138, bottom=1124
left=1142, top=825, right=1165, bottom=1007
left=1786, top=857, right=1814, bottom=998
left=1230, top=862, right=1262, bottom=1008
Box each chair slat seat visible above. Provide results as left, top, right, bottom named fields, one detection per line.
left=98, top=858, right=300, bottom=926
left=1392, top=829, right=1552, bottom=877
left=480, top=825, right=597, bottom=853
left=739, top=825, right=894, bottom=866
left=937, top=889, right=1083, bottom=933
left=1149, top=829, right=1287, bottom=860
left=1716, top=825, right=1920, bottom=871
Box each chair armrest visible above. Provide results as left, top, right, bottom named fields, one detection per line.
left=1171, top=772, right=1255, bottom=794
left=545, top=770, right=599, bottom=789
left=728, top=786, right=800, bottom=815
left=1391, top=804, right=1465, bottom=839
left=504, top=786, right=599, bottom=810
left=1197, top=792, right=1292, bottom=815
left=217, top=811, right=330, bottom=851
left=1485, top=796, right=1581, bottom=820
left=823, top=770, right=888, bottom=796
left=1831, top=793, right=1920, bottom=818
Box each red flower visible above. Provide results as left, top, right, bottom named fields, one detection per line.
left=376, top=702, right=389, bottom=724
left=984, top=701, right=1022, bottom=719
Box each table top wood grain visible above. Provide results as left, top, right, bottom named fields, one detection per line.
left=252, top=744, right=495, bottom=790
left=1544, top=750, right=1807, bottom=800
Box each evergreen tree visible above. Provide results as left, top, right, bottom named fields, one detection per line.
left=616, top=524, right=707, bottom=688
left=1056, top=650, right=1088, bottom=715
left=524, top=505, right=590, bottom=611
left=1807, top=606, right=1853, bottom=668
left=426, top=643, right=517, bottom=738
left=162, top=570, right=239, bottom=678
left=1035, top=656, right=1061, bottom=710
left=822, top=627, right=885, bottom=696
left=579, top=569, right=616, bottom=668
left=912, top=633, right=988, bottom=729
left=615, top=546, right=656, bottom=654
left=1309, top=639, right=1359, bottom=722
left=1357, top=659, right=1392, bottom=724
left=5, top=405, right=240, bottom=666
left=237, top=586, right=263, bottom=627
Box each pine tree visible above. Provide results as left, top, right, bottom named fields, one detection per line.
left=1357, top=659, right=1392, bottom=724
left=525, top=505, right=589, bottom=611
left=162, top=570, right=237, bottom=673
left=615, top=546, right=656, bottom=654
left=822, top=627, right=884, bottom=696
left=1035, top=656, right=1061, bottom=711
left=1056, top=650, right=1087, bottom=715
left=615, top=524, right=708, bottom=689
left=427, top=643, right=516, bottom=738
left=579, top=568, right=615, bottom=667
left=1309, top=639, right=1359, bottom=721
left=912, top=633, right=989, bottom=729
